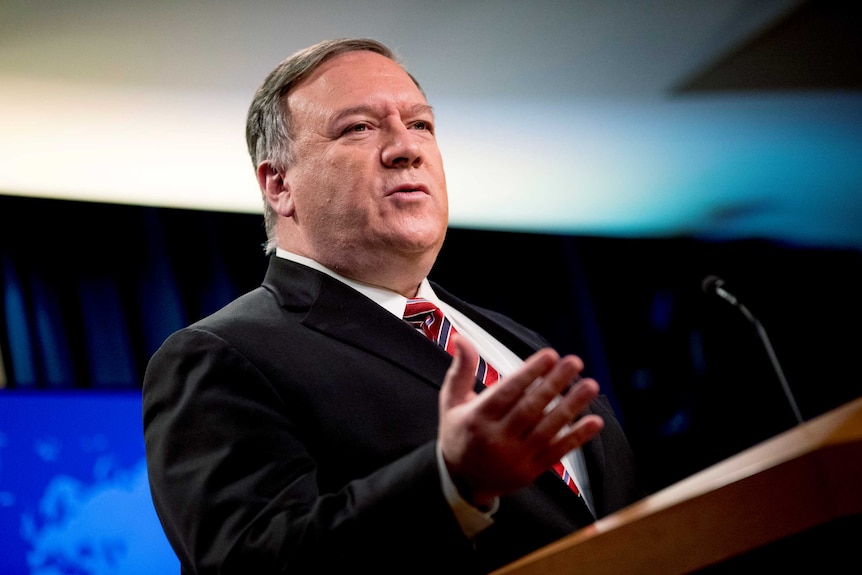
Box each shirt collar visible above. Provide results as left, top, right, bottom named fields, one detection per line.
left=276, top=248, right=439, bottom=318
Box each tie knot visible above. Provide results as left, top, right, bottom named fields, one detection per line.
left=404, top=298, right=503, bottom=391
left=404, top=298, right=453, bottom=351
left=403, top=298, right=442, bottom=328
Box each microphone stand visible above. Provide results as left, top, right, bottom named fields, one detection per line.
left=704, top=276, right=804, bottom=425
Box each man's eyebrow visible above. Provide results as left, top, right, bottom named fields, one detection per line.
left=408, top=103, right=435, bottom=117
left=330, top=103, right=435, bottom=126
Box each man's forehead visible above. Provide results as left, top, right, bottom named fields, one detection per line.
left=288, top=51, right=427, bottom=118
left=299, top=50, right=411, bottom=92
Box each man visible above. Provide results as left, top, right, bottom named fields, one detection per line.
left=143, top=38, right=642, bottom=574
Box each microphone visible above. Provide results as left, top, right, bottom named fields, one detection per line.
left=701, top=275, right=804, bottom=424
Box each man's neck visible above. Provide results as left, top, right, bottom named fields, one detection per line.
left=276, top=248, right=426, bottom=298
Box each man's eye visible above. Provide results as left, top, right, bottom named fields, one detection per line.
left=412, top=121, right=431, bottom=131
left=349, top=123, right=368, bottom=132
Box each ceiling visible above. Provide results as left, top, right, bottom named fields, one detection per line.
left=1, top=0, right=861, bottom=248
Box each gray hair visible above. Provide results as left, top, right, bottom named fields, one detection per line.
left=246, top=38, right=418, bottom=254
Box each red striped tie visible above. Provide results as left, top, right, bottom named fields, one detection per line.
left=403, top=298, right=500, bottom=385
left=403, top=298, right=579, bottom=495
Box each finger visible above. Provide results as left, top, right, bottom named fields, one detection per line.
left=503, top=355, right=584, bottom=436
left=529, top=354, right=584, bottom=402
left=439, top=333, right=481, bottom=411
left=527, top=377, right=600, bottom=444
left=475, top=348, right=560, bottom=419
left=544, top=414, right=605, bottom=465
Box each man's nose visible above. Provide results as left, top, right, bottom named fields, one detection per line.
left=380, top=124, right=422, bottom=168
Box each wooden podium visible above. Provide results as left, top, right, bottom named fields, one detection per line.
left=493, top=395, right=862, bottom=574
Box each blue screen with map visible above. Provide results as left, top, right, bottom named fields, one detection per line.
left=0, top=391, right=178, bottom=574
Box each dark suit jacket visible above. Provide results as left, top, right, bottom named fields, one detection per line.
left=143, top=256, right=642, bottom=574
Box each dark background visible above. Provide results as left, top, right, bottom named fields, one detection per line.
left=2, top=193, right=859, bottom=495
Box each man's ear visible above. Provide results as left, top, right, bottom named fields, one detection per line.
left=257, top=162, right=294, bottom=217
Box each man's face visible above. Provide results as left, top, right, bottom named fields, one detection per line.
left=278, top=50, right=448, bottom=279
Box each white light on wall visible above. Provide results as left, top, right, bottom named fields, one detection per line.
left=2, top=76, right=861, bottom=249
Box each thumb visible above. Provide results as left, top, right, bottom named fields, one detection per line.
left=439, top=333, right=479, bottom=410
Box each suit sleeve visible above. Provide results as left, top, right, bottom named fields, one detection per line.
left=143, top=327, right=477, bottom=574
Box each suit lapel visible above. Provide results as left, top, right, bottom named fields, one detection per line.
left=430, top=282, right=549, bottom=360
left=262, top=256, right=595, bottom=407
left=263, top=256, right=453, bottom=388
